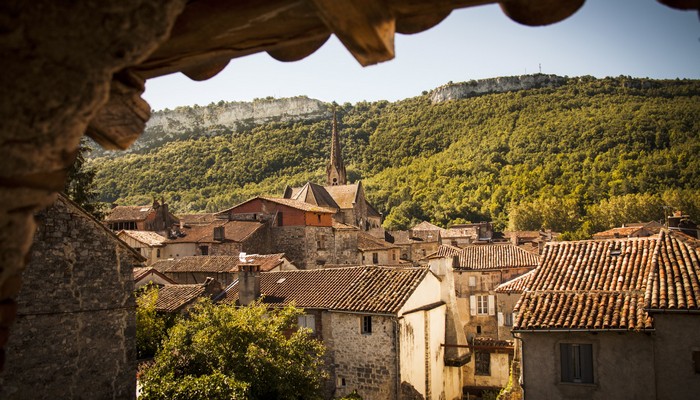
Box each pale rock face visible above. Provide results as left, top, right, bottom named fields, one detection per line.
left=429, top=74, right=568, bottom=103
left=95, top=96, right=330, bottom=156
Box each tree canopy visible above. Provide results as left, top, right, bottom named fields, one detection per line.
left=138, top=300, right=327, bottom=400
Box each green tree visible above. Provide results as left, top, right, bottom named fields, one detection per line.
left=64, top=138, right=104, bottom=218
left=136, top=285, right=170, bottom=359
left=139, top=300, right=327, bottom=400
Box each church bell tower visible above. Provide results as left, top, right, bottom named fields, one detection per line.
left=326, top=109, right=346, bottom=186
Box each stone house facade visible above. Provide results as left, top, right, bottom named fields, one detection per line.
left=218, top=196, right=357, bottom=269
left=164, top=219, right=268, bottom=259
left=104, top=199, right=179, bottom=233
left=0, top=194, right=144, bottom=399
left=118, top=229, right=168, bottom=264
left=357, top=231, right=401, bottom=265
left=220, top=265, right=469, bottom=400
left=514, top=231, right=700, bottom=400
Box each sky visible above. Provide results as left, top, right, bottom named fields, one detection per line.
left=143, top=0, right=699, bottom=111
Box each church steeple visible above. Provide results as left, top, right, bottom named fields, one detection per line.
left=326, top=108, right=346, bottom=186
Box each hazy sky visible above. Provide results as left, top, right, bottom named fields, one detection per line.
left=143, top=0, right=699, bottom=111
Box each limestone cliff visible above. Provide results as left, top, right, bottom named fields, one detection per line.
left=93, top=96, right=330, bottom=156
left=429, top=74, right=568, bottom=103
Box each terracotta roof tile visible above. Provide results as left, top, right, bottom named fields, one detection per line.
left=155, top=284, right=206, bottom=312
left=220, top=266, right=429, bottom=314
left=644, top=230, right=700, bottom=311
left=119, top=230, right=167, bottom=246
left=357, top=232, right=398, bottom=251
left=495, top=269, right=537, bottom=294
left=177, top=213, right=218, bottom=226
left=260, top=197, right=337, bottom=213
left=514, top=236, right=661, bottom=331
left=150, top=259, right=177, bottom=273
left=291, top=182, right=340, bottom=210
left=160, top=256, right=239, bottom=273
left=167, top=220, right=263, bottom=243
left=104, top=205, right=152, bottom=222
left=435, top=243, right=539, bottom=270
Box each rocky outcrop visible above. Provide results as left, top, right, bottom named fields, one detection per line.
left=429, top=74, right=568, bottom=103
left=95, top=96, right=330, bottom=156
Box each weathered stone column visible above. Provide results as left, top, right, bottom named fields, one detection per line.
left=0, top=0, right=186, bottom=371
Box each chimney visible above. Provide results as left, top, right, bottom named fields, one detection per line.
left=213, top=226, right=225, bottom=241
left=238, top=264, right=261, bottom=306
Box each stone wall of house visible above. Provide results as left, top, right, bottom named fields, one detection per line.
left=333, top=228, right=359, bottom=265
left=272, top=226, right=312, bottom=269
left=327, top=313, right=398, bottom=400
left=0, top=196, right=141, bottom=399
left=652, top=313, right=700, bottom=399
left=210, top=241, right=242, bottom=256
left=520, top=331, right=655, bottom=400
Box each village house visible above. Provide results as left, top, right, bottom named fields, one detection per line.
left=443, top=222, right=494, bottom=247
left=153, top=253, right=296, bottom=286
left=503, top=230, right=558, bottom=254
left=387, top=221, right=442, bottom=264
left=591, top=221, right=662, bottom=240
left=216, top=196, right=358, bottom=269
left=513, top=230, right=700, bottom=400
left=104, top=198, right=179, bottom=233
left=219, top=265, right=469, bottom=400
left=118, top=229, right=168, bottom=264
left=283, top=113, right=383, bottom=236
left=427, top=243, right=538, bottom=396
left=164, top=218, right=269, bottom=259
left=357, top=231, right=401, bottom=265
left=0, top=194, right=144, bottom=399
left=155, top=277, right=223, bottom=314
left=494, top=269, right=537, bottom=340
left=133, top=266, right=175, bottom=290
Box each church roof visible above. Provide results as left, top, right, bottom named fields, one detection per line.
left=324, top=183, right=360, bottom=209
left=290, top=182, right=340, bottom=210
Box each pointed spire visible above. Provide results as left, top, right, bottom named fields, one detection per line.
left=326, top=106, right=346, bottom=185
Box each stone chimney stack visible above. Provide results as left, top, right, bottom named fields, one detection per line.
left=238, top=264, right=261, bottom=306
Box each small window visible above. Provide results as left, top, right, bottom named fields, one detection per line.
left=336, top=376, right=346, bottom=387
left=361, top=315, right=372, bottom=334
left=277, top=212, right=283, bottom=226
left=476, top=325, right=482, bottom=334
left=475, top=351, right=490, bottom=376
left=372, top=252, right=379, bottom=264
left=468, top=276, right=477, bottom=287
left=298, top=314, right=316, bottom=334
left=317, top=214, right=322, bottom=223
left=560, top=343, right=594, bottom=384
left=156, top=248, right=161, bottom=258
left=199, top=245, right=209, bottom=255
left=504, top=312, right=513, bottom=327
left=392, top=253, right=396, bottom=261
left=316, top=233, right=326, bottom=250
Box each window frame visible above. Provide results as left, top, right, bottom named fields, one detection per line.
left=560, top=343, right=594, bottom=384
left=361, top=315, right=372, bottom=334
left=297, top=314, right=316, bottom=334
left=475, top=350, right=490, bottom=376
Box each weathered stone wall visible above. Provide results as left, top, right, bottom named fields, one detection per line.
left=327, top=312, right=397, bottom=400
left=209, top=241, right=242, bottom=257
left=429, top=74, right=568, bottom=103
left=520, top=331, right=655, bottom=400
left=652, top=313, right=700, bottom=399
left=271, top=226, right=310, bottom=269
left=241, top=224, right=271, bottom=255
left=333, top=228, right=359, bottom=265
left=0, top=195, right=142, bottom=399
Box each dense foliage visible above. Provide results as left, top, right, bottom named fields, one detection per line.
left=135, top=285, right=170, bottom=359
left=64, top=138, right=105, bottom=219
left=91, top=76, right=700, bottom=237
left=139, top=300, right=327, bottom=400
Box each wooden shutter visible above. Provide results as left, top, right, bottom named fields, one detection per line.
left=470, top=295, right=477, bottom=316
left=488, top=295, right=495, bottom=315
left=580, top=344, right=594, bottom=383
left=560, top=343, right=572, bottom=382
left=497, top=312, right=504, bottom=326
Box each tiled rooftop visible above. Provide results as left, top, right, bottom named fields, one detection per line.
left=167, top=220, right=263, bottom=243
left=514, top=231, right=700, bottom=332
left=119, top=230, right=167, bottom=246
left=357, top=231, right=398, bottom=251
left=104, top=205, right=152, bottom=222
left=220, top=266, right=429, bottom=314
left=323, top=184, right=360, bottom=209
left=290, top=182, right=340, bottom=210
left=159, top=256, right=239, bottom=273
left=260, top=197, right=337, bottom=213
left=177, top=213, right=218, bottom=226
left=495, top=269, right=537, bottom=294
left=155, top=284, right=206, bottom=312
left=435, top=243, right=539, bottom=270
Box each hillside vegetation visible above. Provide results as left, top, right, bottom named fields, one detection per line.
left=90, top=76, right=700, bottom=238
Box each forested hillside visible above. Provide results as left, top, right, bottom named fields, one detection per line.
left=90, top=75, right=700, bottom=238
